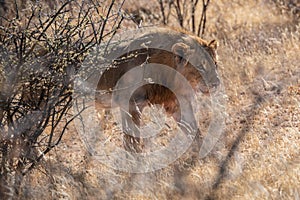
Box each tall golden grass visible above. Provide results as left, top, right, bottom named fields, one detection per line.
left=1, top=0, right=299, bottom=199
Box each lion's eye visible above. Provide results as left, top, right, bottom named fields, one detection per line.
left=197, top=66, right=206, bottom=73
left=201, top=60, right=208, bottom=71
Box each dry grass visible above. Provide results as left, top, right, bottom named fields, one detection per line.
left=13, top=0, right=300, bottom=199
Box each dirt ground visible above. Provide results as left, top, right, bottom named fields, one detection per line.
left=18, top=0, right=299, bottom=199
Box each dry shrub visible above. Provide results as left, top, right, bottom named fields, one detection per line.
left=0, top=0, right=126, bottom=198
left=272, top=0, right=300, bottom=19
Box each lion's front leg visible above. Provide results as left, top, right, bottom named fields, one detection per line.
left=121, top=94, right=148, bottom=153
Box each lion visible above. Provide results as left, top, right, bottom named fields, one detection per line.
left=95, top=27, right=220, bottom=152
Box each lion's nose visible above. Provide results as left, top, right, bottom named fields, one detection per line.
left=211, top=79, right=220, bottom=88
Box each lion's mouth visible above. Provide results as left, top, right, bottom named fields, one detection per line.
left=197, top=83, right=218, bottom=94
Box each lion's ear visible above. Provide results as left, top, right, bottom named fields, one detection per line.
left=208, top=40, right=218, bottom=50
left=172, top=42, right=190, bottom=71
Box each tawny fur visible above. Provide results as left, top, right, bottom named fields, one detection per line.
left=95, top=27, right=220, bottom=152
